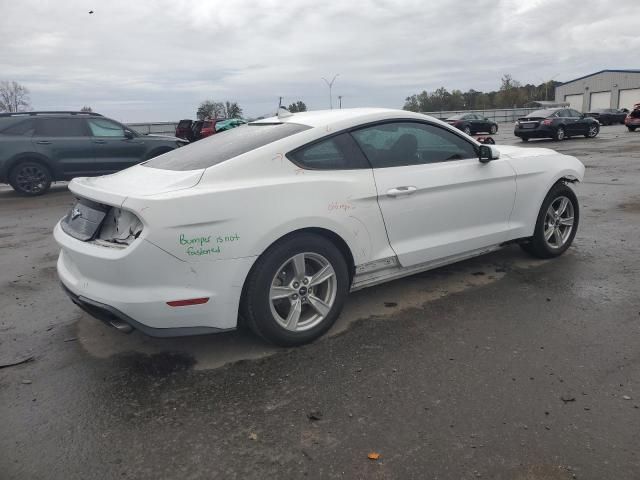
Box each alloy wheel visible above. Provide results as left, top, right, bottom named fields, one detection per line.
left=15, top=165, right=48, bottom=194
left=588, top=125, right=599, bottom=137
left=269, top=252, right=337, bottom=332
left=543, top=196, right=575, bottom=249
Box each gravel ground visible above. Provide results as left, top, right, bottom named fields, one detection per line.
left=1, top=124, right=639, bottom=479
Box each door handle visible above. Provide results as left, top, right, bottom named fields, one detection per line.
left=36, top=140, right=51, bottom=145
left=386, top=186, right=417, bottom=197
left=92, top=139, right=106, bottom=144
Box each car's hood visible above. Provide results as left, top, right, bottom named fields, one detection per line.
left=68, top=165, right=204, bottom=207
left=494, top=145, right=557, bottom=158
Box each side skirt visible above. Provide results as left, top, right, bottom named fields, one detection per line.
left=350, top=244, right=502, bottom=292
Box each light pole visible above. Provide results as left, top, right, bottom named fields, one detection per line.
left=338, top=95, right=342, bottom=109
left=322, top=74, right=339, bottom=109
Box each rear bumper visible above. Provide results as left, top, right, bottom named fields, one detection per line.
left=514, top=125, right=555, bottom=138
left=60, top=282, right=230, bottom=337
left=54, top=221, right=256, bottom=336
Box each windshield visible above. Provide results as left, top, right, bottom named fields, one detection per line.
left=144, top=122, right=310, bottom=171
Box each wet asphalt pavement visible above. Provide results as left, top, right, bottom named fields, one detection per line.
left=1, top=125, right=639, bottom=479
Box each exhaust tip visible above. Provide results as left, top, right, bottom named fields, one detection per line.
left=109, top=319, right=134, bottom=333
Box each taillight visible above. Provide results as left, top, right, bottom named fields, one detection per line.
left=542, top=119, right=553, bottom=126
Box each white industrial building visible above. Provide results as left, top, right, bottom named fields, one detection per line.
left=554, top=69, right=640, bottom=112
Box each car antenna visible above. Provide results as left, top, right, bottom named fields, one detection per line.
left=277, top=106, right=293, bottom=119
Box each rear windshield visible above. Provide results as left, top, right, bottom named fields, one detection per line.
left=526, top=109, right=558, bottom=118
left=144, top=123, right=311, bottom=171
left=177, top=120, right=192, bottom=127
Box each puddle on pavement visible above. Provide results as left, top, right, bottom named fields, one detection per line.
left=117, top=351, right=196, bottom=376
left=77, top=247, right=547, bottom=371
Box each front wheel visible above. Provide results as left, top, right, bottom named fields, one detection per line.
left=241, top=233, right=349, bottom=346
left=490, top=124, right=497, bottom=134
left=463, top=125, right=472, bottom=135
left=8, top=161, right=52, bottom=196
left=520, top=182, right=579, bottom=259
left=520, top=136, right=529, bottom=142
left=585, top=124, right=599, bottom=138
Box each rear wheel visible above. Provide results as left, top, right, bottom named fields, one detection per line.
left=553, top=126, right=566, bottom=141
left=490, top=124, right=497, bottom=134
left=628, top=126, right=637, bottom=132
left=463, top=125, right=472, bottom=135
left=520, top=136, right=529, bottom=142
left=585, top=124, right=599, bottom=138
left=8, top=161, right=52, bottom=196
left=242, top=233, right=349, bottom=346
left=520, top=182, right=579, bottom=259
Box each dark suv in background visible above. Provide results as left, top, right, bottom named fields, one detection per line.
left=0, top=111, right=187, bottom=195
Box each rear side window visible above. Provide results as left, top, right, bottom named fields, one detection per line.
left=288, top=133, right=369, bottom=170
left=0, top=119, right=35, bottom=136
left=145, top=123, right=311, bottom=171
left=88, top=118, right=125, bottom=137
left=35, top=118, right=88, bottom=137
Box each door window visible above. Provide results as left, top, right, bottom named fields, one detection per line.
left=88, top=118, right=125, bottom=137
left=0, top=119, right=35, bottom=136
left=35, top=118, right=88, bottom=137
left=288, top=133, right=368, bottom=170
left=567, top=109, right=582, bottom=118
left=351, top=122, right=477, bottom=168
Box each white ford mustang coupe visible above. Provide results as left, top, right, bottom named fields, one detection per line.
left=55, top=108, right=584, bottom=346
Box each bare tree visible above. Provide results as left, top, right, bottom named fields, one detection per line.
left=197, top=100, right=225, bottom=119
left=0, top=80, right=31, bottom=113
left=80, top=105, right=93, bottom=112
left=223, top=101, right=243, bottom=119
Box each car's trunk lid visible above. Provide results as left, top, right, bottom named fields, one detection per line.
left=68, top=165, right=204, bottom=207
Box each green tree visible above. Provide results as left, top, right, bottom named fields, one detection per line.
left=288, top=101, right=307, bottom=113
left=80, top=105, right=92, bottom=112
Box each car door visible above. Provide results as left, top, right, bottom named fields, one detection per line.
left=564, top=109, right=584, bottom=134
left=351, top=121, right=517, bottom=268
left=86, top=118, right=146, bottom=173
left=33, top=117, right=95, bottom=177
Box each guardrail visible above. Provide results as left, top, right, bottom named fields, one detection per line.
left=127, top=108, right=542, bottom=134
left=422, top=107, right=540, bottom=124
left=126, top=122, right=178, bottom=135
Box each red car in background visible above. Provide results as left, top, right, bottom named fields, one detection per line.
left=625, top=104, right=640, bottom=132
left=199, top=118, right=227, bottom=138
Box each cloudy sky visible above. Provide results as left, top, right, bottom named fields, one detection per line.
left=1, top=0, right=638, bottom=122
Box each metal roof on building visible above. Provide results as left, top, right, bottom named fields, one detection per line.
left=560, top=69, right=640, bottom=86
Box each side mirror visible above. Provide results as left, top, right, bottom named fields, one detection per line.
left=478, top=144, right=500, bottom=163
left=124, top=130, right=134, bottom=139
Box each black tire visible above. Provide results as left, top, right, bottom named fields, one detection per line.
left=241, top=233, right=350, bottom=346
left=628, top=126, right=637, bottom=132
left=520, top=182, right=579, bottom=259
left=521, top=136, right=529, bottom=142
left=463, top=125, right=472, bottom=135
left=585, top=123, right=599, bottom=138
left=8, top=161, right=52, bottom=196
left=553, top=126, right=566, bottom=141
left=490, top=124, right=498, bottom=134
